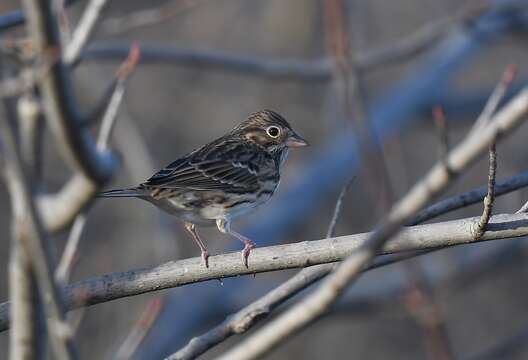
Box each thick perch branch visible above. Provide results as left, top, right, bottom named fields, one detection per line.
left=1, top=212, right=528, bottom=333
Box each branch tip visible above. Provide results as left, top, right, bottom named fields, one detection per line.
left=116, top=43, right=141, bottom=81
left=432, top=106, right=446, bottom=129
left=501, top=64, right=518, bottom=88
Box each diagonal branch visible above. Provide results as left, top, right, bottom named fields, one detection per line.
left=216, top=87, right=528, bottom=360
left=63, top=0, right=108, bottom=65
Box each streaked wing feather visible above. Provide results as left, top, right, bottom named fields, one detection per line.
left=143, top=148, right=262, bottom=191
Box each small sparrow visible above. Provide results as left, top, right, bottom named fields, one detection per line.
left=99, top=110, right=308, bottom=267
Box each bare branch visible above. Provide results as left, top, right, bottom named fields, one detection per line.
left=410, top=169, right=528, bottom=225
left=433, top=106, right=450, bottom=160
left=34, top=43, right=139, bottom=233
left=0, top=0, right=82, bottom=32
left=1, top=95, right=78, bottom=358
left=55, top=214, right=87, bottom=286
left=22, top=0, right=115, bottom=183
left=8, top=243, right=41, bottom=359
left=100, top=0, right=207, bottom=35
left=97, top=43, right=140, bottom=150
left=470, top=64, right=518, bottom=134
left=114, top=297, right=164, bottom=360
left=0, top=211, right=527, bottom=335
left=354, top=1, right=489, bottom=71
left=64, top=0, right=108, bottom=65
left=77, top=3, right=490, bottom=81
left=326, top=178, right=354, bottom=238
left=472, top=141, right=497, bottom=239
left=216, top=87, right=528, bottom=360
left=81, top=44, right=332, bottom=81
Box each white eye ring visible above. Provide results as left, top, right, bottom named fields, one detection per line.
left=266, top=126, right=281, bottom=138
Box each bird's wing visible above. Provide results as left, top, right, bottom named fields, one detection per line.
left=142, top=141, right=267, bottom=192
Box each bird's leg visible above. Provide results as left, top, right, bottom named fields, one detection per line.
left=216, top=219, right=256, bottom=268
left=184, top=222, right=210, bottom=268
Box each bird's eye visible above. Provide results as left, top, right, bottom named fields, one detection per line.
left=266, top=126, right=280, bottom=138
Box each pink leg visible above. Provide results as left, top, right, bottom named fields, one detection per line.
left=184, top=222, right=210, bottom=268
left=216, top=219, right=256, bottom=268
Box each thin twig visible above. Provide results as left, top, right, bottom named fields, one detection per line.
left=216, top=87, right=528, bottom=360
left=55, top=43, right=140, bottom=293
left=326, top=177, right=355, bottom=238
left=97, top=43, right=140, bottom=150
left=55, top=214, right=87, bottom=286
left=470, top=64, right=518, bottom=134
left=354, top=1, right=489, bottom=71
left=64, top=0, right=108, bottom=65
left=54, top=0, right=72, bottom=45
left=100, top=0, right=208, bottom=35
left=76, top=1, right=492, bottom=79
left=473, top=141, right=497, bottom=239
left=81, top=44, right=332, bottom=81
left=325, top=0, right=394, bottom=212
left=114, top=297, right=165, bottom=360
left=433, top=106, right=450, bottom=160
left=400, top=105, right=454, bottom=360
left=401, top=261, right=454, bottom=360
left=0, top=0, right=81, bottom=32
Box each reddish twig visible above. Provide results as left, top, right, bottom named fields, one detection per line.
left=114, top=297, right=165, bottom=360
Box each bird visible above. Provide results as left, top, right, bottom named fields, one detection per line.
left=98, top=110, right=308, bottom=268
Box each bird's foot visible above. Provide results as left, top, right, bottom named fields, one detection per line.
left=201, top=250, right=210, bottom=268
left=241, top=240, right=256, bottom=268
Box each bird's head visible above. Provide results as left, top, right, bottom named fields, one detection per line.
left=233, top=110, right=308, bottom=154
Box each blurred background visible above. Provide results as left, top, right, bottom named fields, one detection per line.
left=2, top=0, right=528, bottom=359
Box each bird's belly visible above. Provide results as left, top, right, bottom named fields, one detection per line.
left=147, top=188, right=273, bottom=225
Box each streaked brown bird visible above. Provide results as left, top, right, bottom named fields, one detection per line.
left=98, top=110, right=308, bottom=267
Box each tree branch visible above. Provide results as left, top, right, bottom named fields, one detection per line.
left=473, top=140, right=497, bottom=239
left=81, top=44, right=332, bottom=81
left=0, top=211, right=527, bottom=334
left=1, top=91, right=78, bottom=359
left=216, top=87, right=528, bottom=360
left=22, top=0, right=115, bottom=182
left=63, top=0, right=108, bottom=65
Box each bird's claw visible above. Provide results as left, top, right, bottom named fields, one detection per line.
left=241, top=242, right=256, bottom=268
left=201, top=250, right=210, bottom=268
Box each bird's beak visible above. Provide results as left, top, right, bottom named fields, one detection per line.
left=285, top=132, right=309, bottom=148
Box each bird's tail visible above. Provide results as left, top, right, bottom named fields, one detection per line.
left=97, top=187, right=144, bottom=198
